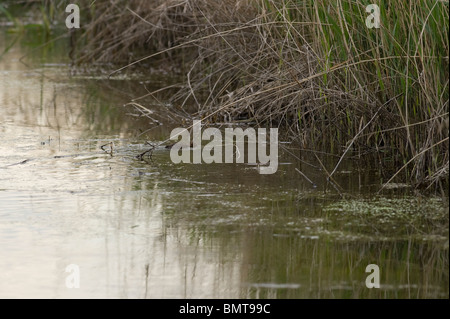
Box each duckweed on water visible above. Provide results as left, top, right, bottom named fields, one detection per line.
left=323, top=197, right=449, bottom=241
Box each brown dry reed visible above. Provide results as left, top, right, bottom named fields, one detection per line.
left=60, top=0, right=450, bottom=192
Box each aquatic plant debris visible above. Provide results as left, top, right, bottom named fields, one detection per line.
left=323, top=197, right=449, bottom=240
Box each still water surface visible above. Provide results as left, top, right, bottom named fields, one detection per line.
left=0, top=30, right=448, bottom=298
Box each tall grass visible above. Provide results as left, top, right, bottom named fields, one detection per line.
left=36, top=0, right=450, bottom=190
left=304, top=0, right=449, bottom=188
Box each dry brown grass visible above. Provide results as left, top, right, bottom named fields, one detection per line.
left=70, top=0, right=448, bottom=192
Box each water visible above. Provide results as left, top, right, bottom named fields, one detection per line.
left=0, top=29, right=448, bottom=299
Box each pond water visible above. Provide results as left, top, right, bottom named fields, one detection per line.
left=0, top=29, right=448, bottom=299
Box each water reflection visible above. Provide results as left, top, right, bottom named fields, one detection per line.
left=0, top=29, right=448, bottom=299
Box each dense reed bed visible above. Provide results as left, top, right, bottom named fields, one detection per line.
left=8, top=0, right=450, bottom=191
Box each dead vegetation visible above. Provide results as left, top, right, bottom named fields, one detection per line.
left=68, top=0, right=449, bottom=192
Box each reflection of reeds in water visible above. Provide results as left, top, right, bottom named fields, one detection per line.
left=148, top=183, right=448, bottom=299
left=110, top=178, right=244, bottom=298
left=240, top=232, right=448, bottom=299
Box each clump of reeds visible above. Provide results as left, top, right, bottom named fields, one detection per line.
left=69, top=0, right=449, bottom=191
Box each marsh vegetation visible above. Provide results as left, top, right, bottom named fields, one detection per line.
left=62, top=0, right=449, bottom=192
left=3, top=0, right=448, bottom=191
left=0, top=0, right=448, bottom=299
